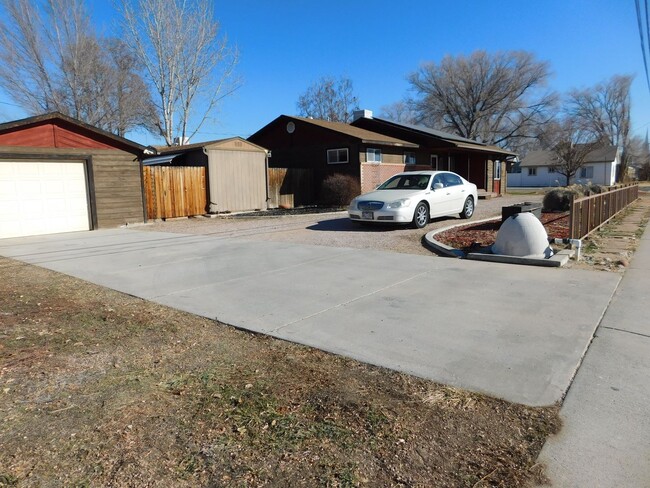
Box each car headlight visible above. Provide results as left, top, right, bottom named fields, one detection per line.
left=386, top=198, right=411, bottom=209
left=348, top=198, right=359, bottom=210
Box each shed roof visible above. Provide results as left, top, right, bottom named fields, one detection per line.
left=156, top=136, right=267, bottom=155
left=521, top=145, right=619, bottom=167
left=0, top=112, right=146, bottom=154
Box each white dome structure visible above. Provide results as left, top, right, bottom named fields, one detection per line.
left=492, top=212, right=553, bottom=258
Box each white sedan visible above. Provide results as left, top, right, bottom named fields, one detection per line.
left=348, top=171, right=477, bottom=229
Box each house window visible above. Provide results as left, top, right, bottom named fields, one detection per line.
left=404, top=151, right=416, bottom=165
left=548, top=166, right=556, bottom=173
left=430, top=155, right=439, bottom=169
left=580, top=166, right=594, bottom=179
left=528, top=168, right=537, bottom=176
left=327, top=148, right=349, bottom=164
left=366, top=148, right=382, bottom=163
left=494, top=160, right=501, bottom=180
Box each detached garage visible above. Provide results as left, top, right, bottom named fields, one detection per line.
left=0, top=113, right=147, bottom=239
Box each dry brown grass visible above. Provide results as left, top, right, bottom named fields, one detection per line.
left=0, top=258, right=560, bottom=487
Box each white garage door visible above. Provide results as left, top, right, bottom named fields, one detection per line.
left=0, top=161, right=90, bottom=239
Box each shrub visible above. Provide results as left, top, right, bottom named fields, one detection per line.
left=320, top=174, right=360, bottom=206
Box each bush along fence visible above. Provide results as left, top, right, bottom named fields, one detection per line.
left=569, top=183, right=639, bottom=239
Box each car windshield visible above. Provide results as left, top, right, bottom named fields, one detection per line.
left=377, top=174, right=431, bottom=190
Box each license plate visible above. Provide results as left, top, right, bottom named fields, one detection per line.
left=362, top=211, right=374, bottom=220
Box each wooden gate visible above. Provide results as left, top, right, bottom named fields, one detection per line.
left=142, top=166, right=207, bottom=219
left=268, top=168, right=314, bottom=207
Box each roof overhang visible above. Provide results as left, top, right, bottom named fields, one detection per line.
left=453, top=141, right=517, bottom=157
left=361, top=139, right=418, bottom=148
left=142, top=153, right=183, bottom=165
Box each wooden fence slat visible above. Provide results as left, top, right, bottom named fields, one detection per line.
left=143, top=166, right=207, bottom=219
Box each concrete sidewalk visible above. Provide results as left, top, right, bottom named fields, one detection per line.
left=0, top=228, right=619, bottom=407
left=535, top=225, right=650, bottom=486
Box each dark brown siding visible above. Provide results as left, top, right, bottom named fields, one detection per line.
left=92, top=151, right=145, bottom=227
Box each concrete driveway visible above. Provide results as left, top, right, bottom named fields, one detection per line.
left=0, top=228, right=620, bottom=406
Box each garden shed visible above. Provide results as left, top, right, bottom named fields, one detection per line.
left=144, top=137, right=269, bottom=214
left=0, top=112, right=147, bottom=239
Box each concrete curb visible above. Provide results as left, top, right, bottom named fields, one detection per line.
left=423, top=217, right=574, bottom=267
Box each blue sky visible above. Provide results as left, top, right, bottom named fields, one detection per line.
left=0, top=0, right=647, bottom=146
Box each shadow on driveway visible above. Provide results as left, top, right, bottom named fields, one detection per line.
left=306, top=216, right=462, bottom=232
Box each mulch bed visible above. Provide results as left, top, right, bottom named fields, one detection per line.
left=435, top=212, right=570, bottom=253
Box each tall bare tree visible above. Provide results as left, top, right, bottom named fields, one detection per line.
left=568, top=75, right=632, bottom=178
left=540, top=117, right=601, bottom=185
left=379, top=101, right=417, bottom=124
left=408, top=50, right=558, bottom=148
left=297, top=76, right=359, bottom=123
left=0, top=0, right=154, bottom=134
left=121, top=0, right=240, bottom=145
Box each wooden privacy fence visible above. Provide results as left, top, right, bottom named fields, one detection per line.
left=268, top=167, right=314, bottom=208
left=142, top=166, right=207, bottom=219
left=569, top=183, right=639, bottom=239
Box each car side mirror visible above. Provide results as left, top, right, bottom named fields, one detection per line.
left=433, top=182, right=443, bottom=190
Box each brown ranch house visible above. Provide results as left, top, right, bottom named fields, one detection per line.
left=0, top=112, right=149, bottom=239
left=248, top=110, right=515, bottom=204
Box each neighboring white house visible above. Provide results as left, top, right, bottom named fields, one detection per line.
left=508, top=145, right=620, bottom=187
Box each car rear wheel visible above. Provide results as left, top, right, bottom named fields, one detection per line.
left=412, top=202, right=429, bottom=229
left=460, top=196, right=474, bottom=219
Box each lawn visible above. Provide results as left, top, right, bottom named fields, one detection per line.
left=0, top=257, right=559, bottom=487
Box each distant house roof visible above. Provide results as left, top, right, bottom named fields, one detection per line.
left=350, top=115, right=517, bottom=157
left=248, top=115, right=418, bottom=148
left=521, top=145, right=619, bottom=167
left=0, top=112, right=146, bottom=154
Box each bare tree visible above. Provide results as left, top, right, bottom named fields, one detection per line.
left=296, top=76, right=359, bottom=123
left=568, top=75, right=632, bottom=178
left=408, top=50, right=558, bottom=148
left=120, top=0, right=240, bottom=145
left=379, top=101, right=417, bottom=124
left=540, top=117, right=601, bottom=186
left=0, top=0, right=154, bottom=134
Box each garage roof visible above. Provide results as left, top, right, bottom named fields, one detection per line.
left=0, top=112, right=146, bottom=154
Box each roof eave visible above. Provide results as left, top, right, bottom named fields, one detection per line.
left=361, top=139, right=418, bottom=148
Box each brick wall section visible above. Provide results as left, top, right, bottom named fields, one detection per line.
left=486, top=159, right=493, bottom=192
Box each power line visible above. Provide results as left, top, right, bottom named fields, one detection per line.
left=635, top=0, right=650, bottom=93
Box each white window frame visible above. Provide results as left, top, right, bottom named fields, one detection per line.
left=430, top=154, right=439, bottom=169
left=528, top=167, right=537, bottom=176
left=404, top=151, right=416, bottom=165
left=327, top=148, right=349, bottom=165
left=366, top=148, right=382, bottom=164
left=494, top=160, right=501, bottom=180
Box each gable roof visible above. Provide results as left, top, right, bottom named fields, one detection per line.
left=0, top=112, right=146, bottom=153
left=521, top=145, right=619, bottom=167
left=156, top=136, right=267, bottom=155
left=351, top=115, right=517, bottom=157
left=249, top=115, right=418, bottom=148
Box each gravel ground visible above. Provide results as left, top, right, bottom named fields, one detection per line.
left=138, top=194, right=537, bottom=256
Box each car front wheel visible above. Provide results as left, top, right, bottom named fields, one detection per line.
left=460, top=197, right=474, bottom=219
left=412, top=202, right=429, bottom=228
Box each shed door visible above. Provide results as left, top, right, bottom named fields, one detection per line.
left=208, top=150, right=267, bottom=212
left=0, top=160, right=90, bottom=239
